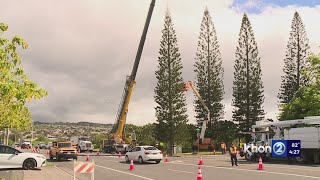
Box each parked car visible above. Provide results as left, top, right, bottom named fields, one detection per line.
left=46, top=142, right=53, bottom=149
left=38, top=143, right=47, bottom=149
left=21, top=143, right=31, bottom=149
left=12, top=143, right=20, bottom=149
left=0, top=145, right=46, bottom=170
left=125, top=146, right=162, bottom=164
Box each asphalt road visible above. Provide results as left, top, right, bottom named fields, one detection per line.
left=50, top=153, right=320, bottom=180
left=0, top=169, right=24, bottom=180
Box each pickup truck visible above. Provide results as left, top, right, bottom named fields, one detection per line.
left=49, top=141, right=77, bottom=161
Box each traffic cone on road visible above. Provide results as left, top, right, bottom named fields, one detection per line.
left=86, top=154, right=90, bottom=161
left=118, top=152, right=122, bottom=158
left=198, top=156, right=204, bottom=165
left=197, top=166, right=203, bottom=180
left=164, top=153, right=169, bottom=162
left=257, top=157, right=264, bottom=170
left=129, top=160, right=134, bottom=171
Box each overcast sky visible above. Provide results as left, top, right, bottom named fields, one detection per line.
left=1, top=0, right=320, bottom=125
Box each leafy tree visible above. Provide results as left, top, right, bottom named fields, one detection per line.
left=232, top=14, right=264, bottom=143
left=278, top=12, right=310, bottom=111
left=0, top=22, right=48, bottom=130
left=183, top=123, right=198, bottom=152
left=139, top=123, right=156, bottom=145
left=212, top=120, right=238, bottom=147
left=280, top=52, right=320, bottom=120
left=92, top=134, right=107, bottom=148
left=36, top=135, right=49, bottom=142
left=194, top=8, right=224, bottom=137
left=154, top=11, right=188, bottom=155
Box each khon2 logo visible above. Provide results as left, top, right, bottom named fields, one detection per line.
left=272, top=141, right=286, bottom=156
left=244, top=140, right=300, bottom=158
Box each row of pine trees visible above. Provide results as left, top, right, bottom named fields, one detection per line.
left=154, top=9, right=310, bottom=152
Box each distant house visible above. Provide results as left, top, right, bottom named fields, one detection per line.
left=47, top=135, right=57, bottom=140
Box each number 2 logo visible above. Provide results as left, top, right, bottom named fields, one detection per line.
left=273, top=142, right=286, bottom=155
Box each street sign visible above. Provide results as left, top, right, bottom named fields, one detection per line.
left=272, top=140, right=287, bottom=158
left=287, top=140, right=301, bottom=157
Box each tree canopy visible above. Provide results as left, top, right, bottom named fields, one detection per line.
left=280, top=52, right=320, bottom=120
left=0, top=22, right=48, bottom=130
left=232, top=14, right=264, bottom=142
left=194, top=8, right=224, bottom=137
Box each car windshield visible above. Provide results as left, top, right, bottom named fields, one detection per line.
left=144, top=147, right=157, bottom=150
left=58, top=143, right=71, bottom=148
left=0, top=146, right=21, bottom=154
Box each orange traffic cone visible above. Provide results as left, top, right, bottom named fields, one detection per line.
left=257, top=157, right=264, bottom=170
left=129, top=160, right=134, bottom=171
left=164, top=153, right=169, bottom=162
left=198, top=156, right=204, bottom=165
left=86, top=154, right=90, bottom=161
left=118, top=152, right=122, bottom=158
left=197, top=166, right=203, bottom=180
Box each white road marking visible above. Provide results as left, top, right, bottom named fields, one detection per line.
left=178, top=158, right=320, bottom=172
left=168, top=161, right=183, bottom=163
left=95, top=165, right=156, bottom=180
left=55, top=165, right=79, bottom=180
left=168, top=162, right=320, bottom=179
left=167, top=169, right=195, bottom=174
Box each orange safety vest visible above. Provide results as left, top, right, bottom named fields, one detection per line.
left=230, top=146, right=237, bottom=155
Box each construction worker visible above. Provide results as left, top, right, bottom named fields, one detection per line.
left=230, top=144, right=238, bottom=166
left=221, top=142, right=225, bottom=155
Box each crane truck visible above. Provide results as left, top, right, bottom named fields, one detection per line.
left=103, top=0, right=156, bottom=154
left=182, top=81, right=214, bottom=151
left=243, top=116, right=320, bottom=163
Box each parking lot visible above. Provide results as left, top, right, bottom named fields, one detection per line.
left=33, top=153, right=320, bottom=180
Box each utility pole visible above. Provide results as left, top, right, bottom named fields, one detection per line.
left=31, top=121, right=34, bottom=148
left=4, top=127, right=10, bottom=146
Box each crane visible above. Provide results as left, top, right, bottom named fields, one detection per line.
left=182, top=81, right=210, bottom=143
left=105, top=0, right=156, bottom=151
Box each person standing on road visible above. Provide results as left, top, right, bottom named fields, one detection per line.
left=230, top=145, right=238, bottom=166
left=221, top=142, right=225, bottom=155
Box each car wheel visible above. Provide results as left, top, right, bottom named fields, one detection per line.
left=138, top=156, right=143, bottom=164
left=125, top=156, right=129, bottom=163
left=23, top=159, right=36, bottom=170
left=155, top=160, right=161, bottom=164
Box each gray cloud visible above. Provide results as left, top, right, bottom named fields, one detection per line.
left=1, top=0, right=320, bottom=125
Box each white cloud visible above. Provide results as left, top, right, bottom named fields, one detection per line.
left=1, top=0, right=320, bottom=125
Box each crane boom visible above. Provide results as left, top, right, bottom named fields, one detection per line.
left=183, top=81, right=210, bottom=141
left=112, top=0, right=156, bottom=144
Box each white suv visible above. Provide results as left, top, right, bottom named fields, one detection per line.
left=125, top=146, right=163, bottom=164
